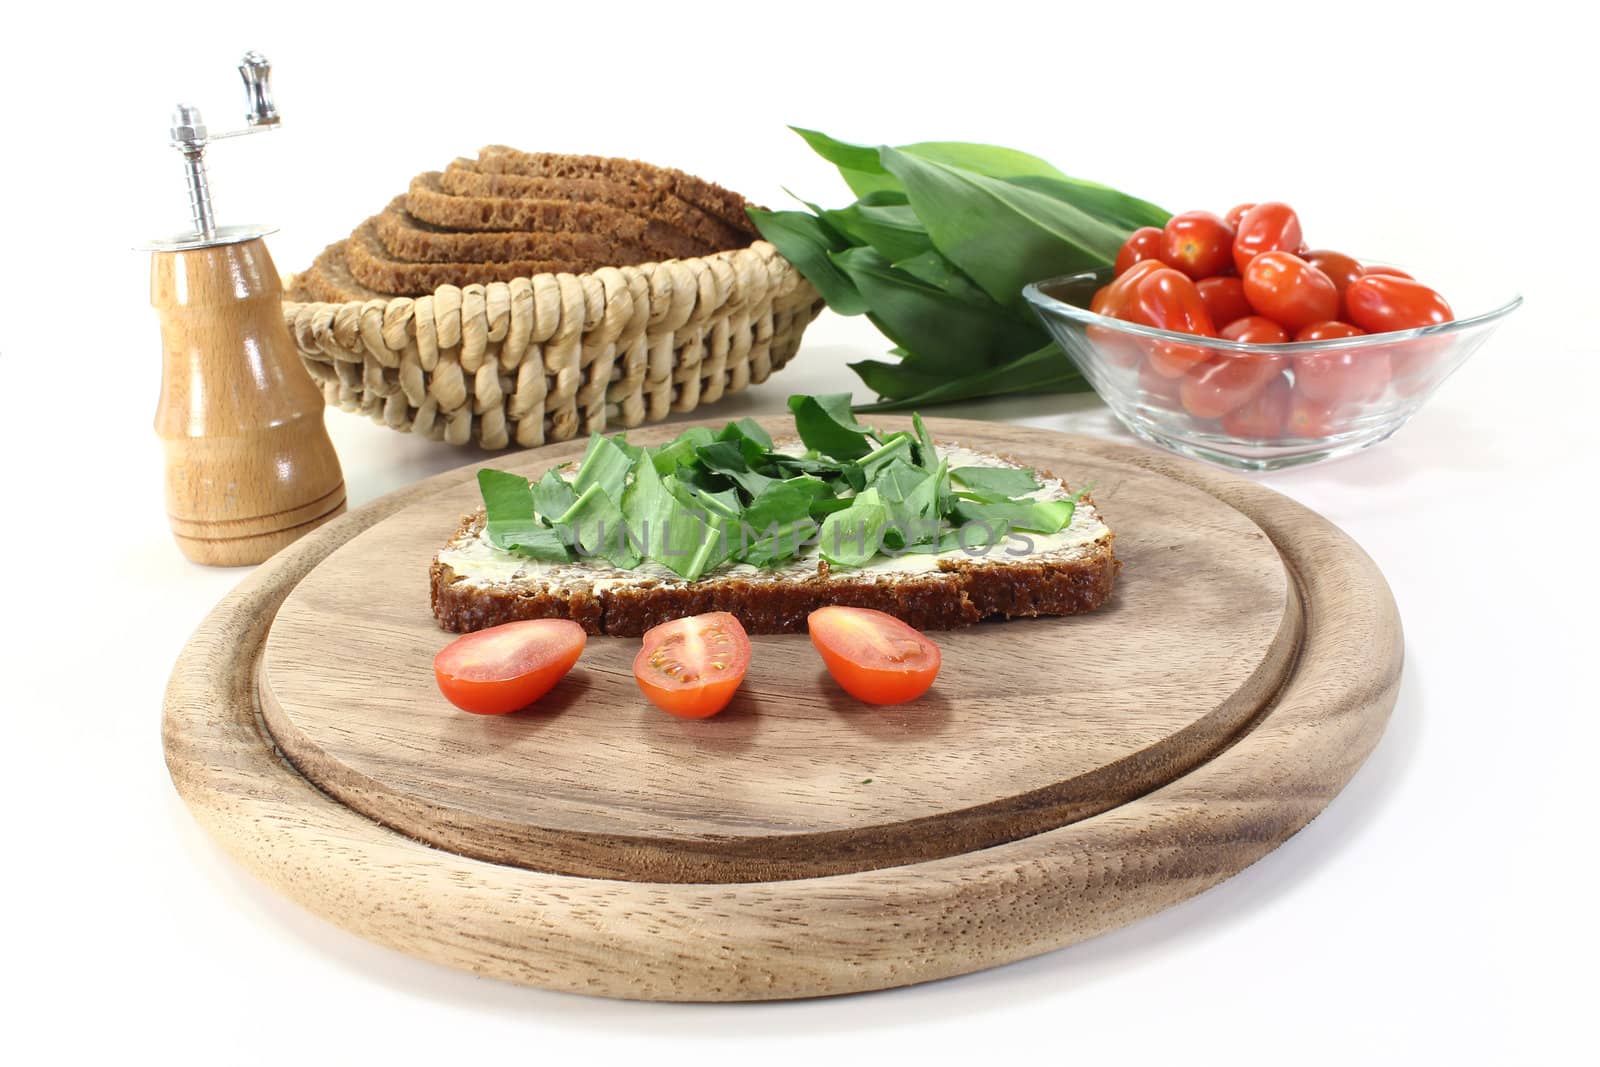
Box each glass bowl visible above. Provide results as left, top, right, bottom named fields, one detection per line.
left=1023, top=268, right=1522, bottom=471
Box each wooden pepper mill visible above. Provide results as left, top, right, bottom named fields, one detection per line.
left=146, top=53, right=346, bottom=566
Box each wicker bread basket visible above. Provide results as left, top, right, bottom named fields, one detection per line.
left=281, top=241, right=821, bottom=450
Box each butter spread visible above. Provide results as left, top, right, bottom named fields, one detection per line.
left=435, top=444, right=1109, bottom=592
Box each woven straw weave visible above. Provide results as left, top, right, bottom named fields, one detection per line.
left=282, top=241, right=821, bottom=449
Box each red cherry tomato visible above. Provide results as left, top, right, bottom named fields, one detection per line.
left=1134, top=269, right=1218, bottom=336
left=1178, top=353, right=1286, bottom=419
left=1303, top=250, right=1363, bottom=306
left=1137, top=357, right=1184, bottom=410
left=1242, top=252, right=1339, bottom=333
left=1197, top=277, right=1253, bottom=328
left=1220, top=315, right=1290, bottom=344
left=1232, top=202, right=1304, bottom=274
left=1361, top=264, right=1414, bottom=280
left=1285, top=392, right=1347, bottom=438
left=633, top=612, right=751, bottom=718
left=1295, top=321, right=1366, bottom=341
left=433, top=619, right=587, bottom=715
left=808, top=607, right=941, bottom=705
left=1294, top=349, right=1392, bottom=404
left=1224, top=203, right=1257, bottom=229
left=1099, top=258, right=1168, bottom=319
left=1115, top=226, right=1165, bottom=275
left=1221, top=375, right=1293, bottom=438
left=1344, top=275, right=1454, bottom=334
left=1160, top=211, right=1236, bottom=279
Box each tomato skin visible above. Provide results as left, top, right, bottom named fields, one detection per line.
left=1242, top=252, right=1340, bottom=333
left=1137, top=357, right=1184, bottom=410
left=1179, top=353, right=1286, bottom=419
left=1361, top=264, right=1413, bottom=280
left=1224, top=202, right=1257, bottom=229
left=1220, top=314, right=1289, bottom=344
left=1232, top=202, right=1304, bottom=274
left=1115, top=226, right=1165, bottom=275
left=633, top=612, right=751, bottom=719
left=1099, top=259, right=1167, bottom=320
left=1196, top=277, right=1253, bottom=328
left=1303, top=250, right=1363, bottom=306
left=1160, top=211, right=1236, bottom=279
left=1294, top=349, right=1392, bottom=404
left=1221, top=375, right=1293, bottom=438
left=433, top=619, right=587, bottom=715
left=1295, top=320, right=1366, bottom=342
left=1133, top=268, right=1218, bottom=337
left=808, top=607, right=941, bottom=706
left=1344, top=275, right=1454, bottom=334
left=1285, top=392, right=1347, bottom=438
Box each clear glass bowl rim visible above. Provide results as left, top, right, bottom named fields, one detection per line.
left=1022, top=270, right=1524, bottom=355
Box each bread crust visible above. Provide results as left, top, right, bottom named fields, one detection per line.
left=429, top=488, right=1120, bottom=637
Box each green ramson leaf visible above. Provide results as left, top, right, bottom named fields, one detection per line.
left=621, top=452, right=673, bottom=562
left=719, top=417, right=774, bottom=451
left=744, top=477, right=830, bottom=529
left=651, top=426, right=718, bottom=475
left=951, top=466, right=1042, bottom=500
left=879, top=146, right=1125, bottom=308
left=572, top=434, right=635, bottom=502
left=533, top=468, right=577, bottom=521
left=788, top=393, right=873, bottom=459
left=1005, top=174, right=1171, bottom=232
left=747, top=209, right=868, bottom=316
left=695, top=441, right=777, bottom=501
left=889, top=249, right=993, bottom=306
left=742, top=518, right=820, bottom=569
left=899, top=141, right=1072, bottom=183
left=478, top=469, right=570, bottom=561
left=859, top=432, right=914, bottom=479
left=852, top=342, right=1088, bottom=412
left=818, top=488, right=889, bottom=568
left=558, top=484, right=642, bottom=569
left=478, top=468, right=535, bottom=527
left=789, top=126, right=901, bottom=198
left=829, top=246, right=1045, bottom=373
left=822, top=200, right=932, bottom=263
left=954, top=497, right=1077, bottom=535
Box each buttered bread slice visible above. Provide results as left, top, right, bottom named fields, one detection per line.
left=430, top=445, right=1118, bottom=637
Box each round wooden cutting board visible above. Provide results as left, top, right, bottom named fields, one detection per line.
left=163, top=418, right=1401, bottom=1001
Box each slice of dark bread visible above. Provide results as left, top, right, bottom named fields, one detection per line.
left=442, top=160, right=756, bottom=251
left=475, top=145, right=757, bottom=233
left=430, top=454, right=1119, bottom=637
left=345, top=217, right=592, bottom=295
left=374, top=196, right=656, bottom=266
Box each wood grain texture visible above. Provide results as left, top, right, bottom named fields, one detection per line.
left=162, top=425, right=1401, bottom=1001
left=152, top=238, right=346, bottom=565
left=258, top=418, right=1297, bottom=882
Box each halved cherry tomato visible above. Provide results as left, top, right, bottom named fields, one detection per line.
left=1220, top=315, right=1289, bottom=344
left=1303, top=250, right=1363, bottom=306
left=1344, top=275, right=1454, bottom=334
left=1161, top=211, right=1236, bottom=279
left=1179, top=353, right=1285, bottom=419
left=1361, top=264, right=1414, bottom=280
left=1197, top=277, right=1253, bottom=328
left=1115, top=226, right=1165, bottom=275
left=633, top=611, right=751, bottom=718
left=1232, top=202, right=1304, bottom=274
left=1242, top=252, right=1339, bottom=333
left=1224, top=202, right=1257, bottom=229
left=1221, top=375, right=1293, bottom=438
left=808, top=606, right=941, bottom=705
left=433, top=619, right=587, bottom=715
left=1295, top=320, right=1366, bottom=342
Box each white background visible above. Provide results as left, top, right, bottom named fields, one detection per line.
left=0, top=2, right=1593, bottom=1063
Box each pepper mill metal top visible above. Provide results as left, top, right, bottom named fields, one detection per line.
left=141, top=51, right=281, bottom=251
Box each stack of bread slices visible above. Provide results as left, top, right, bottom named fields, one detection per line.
left=287, top=146, right=762, bottom=303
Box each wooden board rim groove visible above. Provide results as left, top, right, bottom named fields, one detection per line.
left=162, top=424, right=1401, bottom=1002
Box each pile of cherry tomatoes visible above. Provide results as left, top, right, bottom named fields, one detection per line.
left=1091, top=202, right=1455, bottom=438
